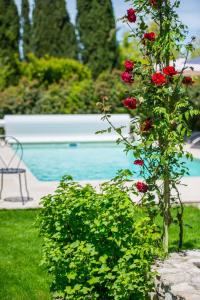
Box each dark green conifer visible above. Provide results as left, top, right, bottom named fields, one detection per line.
left=76, top=0, right=118, bottom=77
left=0, top=0, right=20, bottom=87
left=21, top=0, right=31, bottom=59
left=0, top=0, right=20, bottom=59
left=32, top=0, right=78, bottom=58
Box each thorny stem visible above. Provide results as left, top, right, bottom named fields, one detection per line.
left=173, top=185, right=184, bottom=250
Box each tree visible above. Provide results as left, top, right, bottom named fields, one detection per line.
left=76, top=0, right=118, bottom=77
left=191, top=37, right=200, bottom=59
left=0, top=0, right=19, bottom=59
left=32, top=0, right=78, bottom=59
left=0, top=0, right=20, bottom=87
left=21, top=0, right=31, bottom=59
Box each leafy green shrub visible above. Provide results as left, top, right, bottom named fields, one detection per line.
left=65, top=80, right=98, bottom=114
left=39, top=174, right=161, bottom=300
left=0, top=55, right=20, bottom=90
left=0, top=70, right=129, bottom=116
left=20, top=54, right=91, bottom=85
left=188, top=77, right=200, bottom=130
left=0, top=78, right=41, bottom=117
left=0, top=78, right=98, bottom=116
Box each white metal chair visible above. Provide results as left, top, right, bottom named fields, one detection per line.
left=0, top=135, right=32, bottom=205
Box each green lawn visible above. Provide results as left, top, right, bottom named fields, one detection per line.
left=168, top=205, right=200, bottom=251
left=0, top=210, right=51, bottom=300
left=0, top=206, right=200, bottom=300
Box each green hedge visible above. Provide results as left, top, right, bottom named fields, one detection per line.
left=0, top=54, right=199, bottom=131
left=188, top=77, right=200, bottom=131
left=0, top=68, right=129, bottom=116
left=39, top=174, right=161, bottom=299
left=20, top=54, right=91, bottom=85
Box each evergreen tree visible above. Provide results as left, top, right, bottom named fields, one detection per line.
left=32, top=0, right=78, bottom=59
left=0, top=0, right=20, bottom=87
left=21, top=0, right=31, bottom=59
left=0, top=0, right=20, bottom=59
left=76, top=0, right=118, bottom=77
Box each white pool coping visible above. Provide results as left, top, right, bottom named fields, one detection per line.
left=0, top=143, right=200, bottom=210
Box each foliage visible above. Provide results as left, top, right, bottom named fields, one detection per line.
left=0, top=55, right=20, bottom=90
left=39, top=174, right=161, bottom=300
left=20, top=54, right=91, bottom=85
left=76, top=0, right=118, bottom=77
left=0, top=79, right=93, bottom=116
left=119, top=32, right=145, bottom=66
left=32, top=0, right=78, bottom=59
left=188, top=77, right=200, bottom=130
left=95, top=69, right=131, bottom=113
left=0, top=67, right=130, bottom=116
left=0, top=0, right=20, bottom=87
left=21, top=0, right=31, bottom=60
left=1, top=207, right=199, bottom=300
left=98, top=0, right=200, bottom=253
left=0, top=0, right=19, bottom=58
left=190, top=37, right=200, bottom=59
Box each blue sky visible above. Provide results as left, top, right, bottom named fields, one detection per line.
left=15, top=0, right=200, bottom=40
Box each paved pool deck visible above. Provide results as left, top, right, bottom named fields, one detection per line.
left=0, top=144, right=200, bottom=210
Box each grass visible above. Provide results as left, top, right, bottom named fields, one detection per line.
left=0, top=206, right=200, bottom=300
left=168, top=205, right=200, bottom=251
left=0, top=210, right=51, bottom=300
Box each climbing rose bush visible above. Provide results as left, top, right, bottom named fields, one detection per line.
left=99, top=0, right=200, bottom=253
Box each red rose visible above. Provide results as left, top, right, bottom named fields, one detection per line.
left=151, top=72, right=166, bottom=86
left=149, top=0, right=157, bottom=6
left=163, top=66, right=177, bottom=76
left=182, top=76, right=194, bottom=85
left=143, top=32, right=156, bottom=41
left=123, top=97, right=137, bottom=109
left=136, top=181, right=148, bottom=193
left=124, top=60, right=134, bottom=71
left=121, top=71, right=133, bottom=84
left=141, top=118, right=153, bottom=132
left=134, top=159, right=144, bottom=166
left=127, top=8, right=136, bottom=23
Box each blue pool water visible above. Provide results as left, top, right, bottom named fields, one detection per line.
left=20, top=143, right=200, bottom=181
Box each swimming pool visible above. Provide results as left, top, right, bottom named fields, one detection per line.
left=20, top=142, right=200, bottom=181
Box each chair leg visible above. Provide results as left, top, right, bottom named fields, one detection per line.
left=18, top=173, right=24, bottom=205
left=0, top=173, right=3, bottom=199
left=24, top=172, right=30, bottom=199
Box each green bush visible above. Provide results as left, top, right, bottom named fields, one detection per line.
left=39, top=174, right=161, bottom=300
left=20, top=54, right=91, bottom=85
left=0, top=78, right=40, bottom=117
left=0, top=79, right=98, bottom=116
left=0, top=55, right=20, bottom=90
left=95, top=70, right=128, bottom=113
left=188, top=77, right=200, bottom=131
left=0, top=69, right=128, bottom=116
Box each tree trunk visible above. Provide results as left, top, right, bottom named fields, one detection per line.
left=163, top=175, right=170, bottom=253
